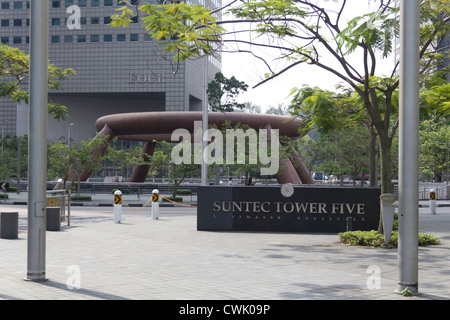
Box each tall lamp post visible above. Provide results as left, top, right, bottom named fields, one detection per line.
left=26, top=1, right=48, bottom=282
left=68, top=123, right=74, bottom=148
left=397, top=0, right=420, bottom=295
left=201, top=55, right=208, bottom=186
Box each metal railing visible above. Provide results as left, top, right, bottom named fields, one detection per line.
left=46, top=189, right=71, bottom=226
left=419, top=185, right=449, bottom=200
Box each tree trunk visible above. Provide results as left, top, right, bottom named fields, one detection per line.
left=377, top=137, right=393, bottom=233
left=369, top=124, right=377, bottom=187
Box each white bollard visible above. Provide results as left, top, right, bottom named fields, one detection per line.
left=430, top=189, right=436, bottom=215
left=152, top=189, right=159, bottom=220
left=114, top=190, right=122, bottom=223
left=380, top=193, right=397, bottom=244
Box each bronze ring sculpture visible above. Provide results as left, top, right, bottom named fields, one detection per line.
left=75, top=111, right=314, bottom=185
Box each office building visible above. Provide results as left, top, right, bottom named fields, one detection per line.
left=0, top=0, right=221, bottom=142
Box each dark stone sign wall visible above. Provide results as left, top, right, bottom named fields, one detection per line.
left=197, top=186, right=381, bottom=233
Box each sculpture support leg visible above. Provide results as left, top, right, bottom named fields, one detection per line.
left=263, top=123, right=302, bottom=185
left=130, top=141, right=157, bottom=183
left=289, top=148, right=315, bottom=185
left=275, top=157, right=302, bottom=185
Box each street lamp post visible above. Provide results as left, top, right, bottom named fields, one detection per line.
left=26, top=1, right=48, bottom=282
left=397, top=0, right=420, bottom=295
left=201, top=55, right=208, bottom=186
left=68, top=123, right=74, bottom=148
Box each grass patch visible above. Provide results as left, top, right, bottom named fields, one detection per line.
left=338, top=230, right=440, bottom=248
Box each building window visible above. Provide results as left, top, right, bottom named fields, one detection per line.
left=52, top=18, right=60, bottom=26
left=117, top=34, right=126, bottom=42
left=52, top=1, right=61, bottom=8
left=80, top=17, right=86, bottom=25
left=143, top=34, right=152, bottom=42
left=131, top=16, right=138, bottom=23
left=1, top=37, right=9, bottom=44
left=13, top=19, right=22, bottom=27
left=78, top=0, right=86, bottom=7
left=91, top=0, right=99, bottom=7
left=13, top=36, right=21, bottom=44
left=103, top=34, right=112, bottom=42
left=13, top=1, right=22, bottom=9
left=91, top=17, right=99, bottom=24
left=65, top=0, right=74, bottom=7
left=90, top=34, right=99, bottom=42
left=104, top=17, right=111, bottom=24
left=104, top=0, right=113, bottom=6
left=1, top=2, right=10, bottom=10
left=51, top=35, right=60, bottom=44
left=77, top=35, right=86, bottom=42
left=64, top=35, right=73, bottom=43
left=1, top=19, right=9, bottom=27
left=130, top=34, right=139, bottom=41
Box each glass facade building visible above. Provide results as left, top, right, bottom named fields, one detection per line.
left=0, top=0, right=221, bottom=142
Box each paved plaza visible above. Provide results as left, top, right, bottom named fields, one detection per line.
left=0, top=192, right=449, bottom=301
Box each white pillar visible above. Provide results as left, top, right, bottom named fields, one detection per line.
left=114, top=190, right=122, bottom=224
left=152, top=189, right=160, bottom=220
left=429, top=189, right=436, bottom=215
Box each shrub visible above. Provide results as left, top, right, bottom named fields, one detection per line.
left=338, top=230, right=440, bottom=248
left=176, top=189, right=192, bottom=195
left=393, top=213, right=398, bottom=231
left=163, top=196, right=183, bottom=202
left=338, top=230, right=385, bottom=247
left=71, top=195, right=92, bottom=201
left=418, top=233, right=441, bottom=246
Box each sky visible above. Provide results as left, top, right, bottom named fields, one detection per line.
left=219, top=0, right=397, bottom=111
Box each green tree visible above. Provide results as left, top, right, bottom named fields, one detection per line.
left=112, top=0, right=448, bottom=194
left=160, top=140, right=200, bottom=198
left=0, top=135, right=28, bottom=184
left=0, top=148, right=15, bottom=182
left=69, top=135, right=110, bottom=195
left=107, top=142, right=169, bottom=179
left=334, top=125, right=371, bottom=186
left=295, top=134, right=330, bottom=176
left=107, top=144, right=141, bottom=178
left=265, top=104, right=289, bottom=116
left=0, top=44, right=76, bottom=120
left=207, top=72, right=248, bottom=112
left=47, top=141, right=71, bottom=185
left=419, top=117, right=450, bottom=182
left=288, top=86, right=352, bottom=136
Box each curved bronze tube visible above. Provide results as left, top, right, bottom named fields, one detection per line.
left=71, top=112, right=313, bottom=185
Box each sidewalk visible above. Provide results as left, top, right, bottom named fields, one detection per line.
left=0, top=200, right=449, bottom=300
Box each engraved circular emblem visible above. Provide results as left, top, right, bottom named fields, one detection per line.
left=281, top=183, right=294, bottom=198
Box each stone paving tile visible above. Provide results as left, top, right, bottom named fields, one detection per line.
left=0, top=205, right=449, bottom=300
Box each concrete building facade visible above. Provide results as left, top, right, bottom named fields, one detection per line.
left=0, top=0, right=221, bottom=142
